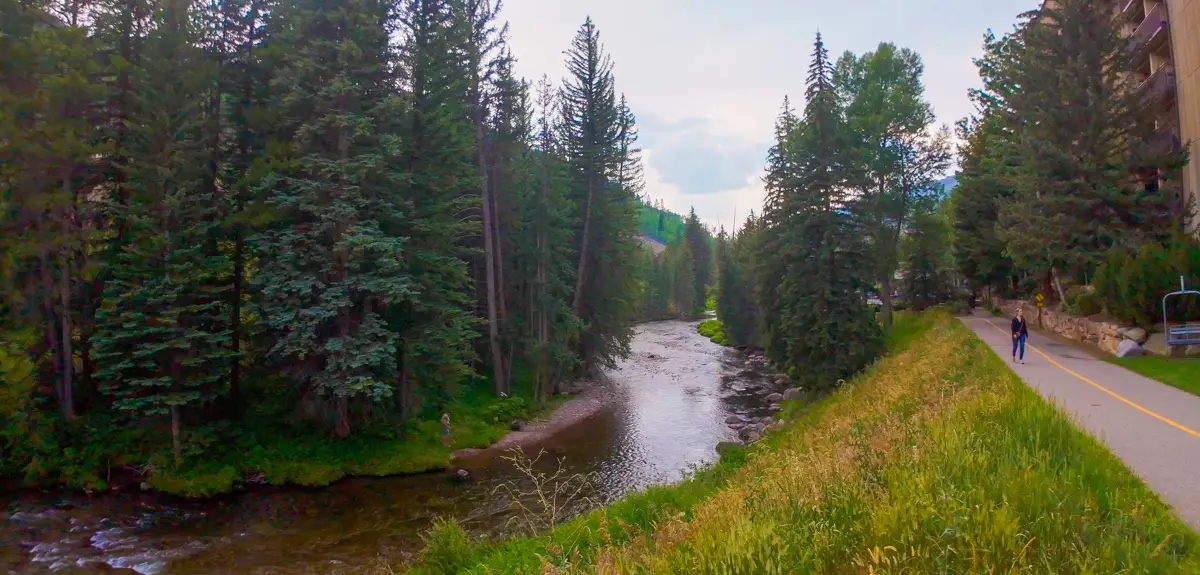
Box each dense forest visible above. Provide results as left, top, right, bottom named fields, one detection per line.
left=713, top=34, right=956, bottom=391
left=0, top=0, right=658, bottom=492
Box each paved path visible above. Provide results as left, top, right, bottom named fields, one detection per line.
left=960, top=314, right=1200, bottom=529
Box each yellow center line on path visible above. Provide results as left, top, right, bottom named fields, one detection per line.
left=983, top=319, right=1200, bottom=440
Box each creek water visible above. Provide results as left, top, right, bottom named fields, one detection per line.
left=1, top=319, right=778, bottom=574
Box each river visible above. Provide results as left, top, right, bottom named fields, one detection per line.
left=1, top=319, right=779, bottom=574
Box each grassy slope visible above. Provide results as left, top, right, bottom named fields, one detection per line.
left=411, top=311, right=1199, bottom=574
left=1108, top=355, right=1200, bottom=398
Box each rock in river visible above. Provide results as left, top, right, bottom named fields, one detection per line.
left=725, top=415, right=743, bottom=424
left=765, top=392, right=782, bottom=402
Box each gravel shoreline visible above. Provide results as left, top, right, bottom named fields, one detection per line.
left=448, top=377, right=618, bottom=470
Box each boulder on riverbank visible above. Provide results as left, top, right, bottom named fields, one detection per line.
left=782, top=388, right=804, bottom=401
left=765, top=392, right=782, bottom=402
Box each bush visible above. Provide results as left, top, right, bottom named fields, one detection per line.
left=697, top=319, right=729, bottom=346
left=1065, top=285, right=1101, bottom=316
left=1094, top=231, right=1200, bottom=327
left=950, top=300, right=968, bottom=315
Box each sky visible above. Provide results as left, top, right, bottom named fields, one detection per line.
left=500, top=0, right=1040, bottom=231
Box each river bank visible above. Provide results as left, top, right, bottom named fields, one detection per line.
left=405, top=311, right=1200, bottom=574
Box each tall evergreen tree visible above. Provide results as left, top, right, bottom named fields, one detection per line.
left=683, top=207, right=711, bottom=313
left=558, top=17, right=640, bottom=370
left=251, top=0, right=413, bottom=435
left=992, top=0, right=1187, bottom=304
left=93, top=0, right=234, bottom=463
left=761, top=33, right=882, bottom=391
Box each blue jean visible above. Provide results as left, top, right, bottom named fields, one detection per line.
left=1012, top=334, right=1026, bottom=360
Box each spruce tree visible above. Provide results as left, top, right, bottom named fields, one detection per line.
left=683, top=207, right=711, bottom=313
left=994, top=0, right=1187, bottom=303
left=763, top=33, right=882, bottom=391
left=251, top=0, right=413, bottom=435
left=559, top=17, right=641, bottom=370
left=93, top=0, right=234, bottom=463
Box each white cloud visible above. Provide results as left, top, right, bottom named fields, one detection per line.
left=498, top=0, right=1040, bottom=231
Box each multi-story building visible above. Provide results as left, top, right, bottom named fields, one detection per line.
left=1164, top=0, right=1200, bottom=223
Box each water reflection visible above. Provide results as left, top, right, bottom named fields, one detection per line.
left=1, top=320, right=774, bottom=574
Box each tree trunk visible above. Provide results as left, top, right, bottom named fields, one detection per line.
left=474, top=106, right=506, bottom=397
left=170, top=404, right=182, bottom=465
left=39, top=249, right=64, bottom=409
left=880, top=274, right=893, bottom=329
left=230, top=232, right=243, bottom=404
left=1050, top=268, right=1068, bottom=312
left=58, top=215, right=75, bottom=420
left=572, top=178, right=595, bottom=315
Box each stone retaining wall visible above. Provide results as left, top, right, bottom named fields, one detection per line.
left=991, top=298, right=1198, bottom=357
left=993, top=299, right=1130, bottom=355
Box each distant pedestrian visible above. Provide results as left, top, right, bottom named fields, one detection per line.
left=1011, top=308, right=1029, bottom=364
left=441, top=411, right=451, bottom=447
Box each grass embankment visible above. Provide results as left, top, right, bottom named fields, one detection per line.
left=411, top=311, right=1199, bottom=574
left=1109, top=355, right=1200, bottom=398
left=696, top=319, right=728, bottom=346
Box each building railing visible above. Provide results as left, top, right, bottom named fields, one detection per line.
left=1139, top=63, right=1176, bottom=103
left=1129, top=1, right=1168, bottom=54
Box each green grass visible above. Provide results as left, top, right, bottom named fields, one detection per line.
left=151, top=392, right=557, bottom=497
left=1109, top=354, right=1200, bottom=397
left=696, top=319, right=728, bottom=346
left=408, top=311, right=1200, bottom=574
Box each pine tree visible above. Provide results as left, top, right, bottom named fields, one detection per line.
left=0, top=0, right=110, bottom=419
left=762, top=33, right=882, bottom=391
left=994, top=0, right=1187, bottom=304
left=952, top=114, right=1015, bottom=294
left=665, top=237, right=696, bottom=316
left=559, top=17, right=641, bottom=370
left=251, top=0, right=414, bottom=435
left=388, top=0, right=479, bottom=417
left=93, top=0, right=234, bottom=463
left=683, top=207, right=711, bottom=313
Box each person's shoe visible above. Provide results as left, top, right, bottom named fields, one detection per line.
left=1021, top=360, right=1025, bottom=364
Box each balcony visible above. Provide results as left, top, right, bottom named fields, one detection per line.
left=1129, top=2, right=1169, bottom=56
left=1149, top=128, right=1181, bottom=155
left=1122, top=0, right=1142, bottom=20
left=1139, top=63, right=1176, bottom=105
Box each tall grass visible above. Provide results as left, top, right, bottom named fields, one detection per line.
left=411, top=311, right=1199, bottom=573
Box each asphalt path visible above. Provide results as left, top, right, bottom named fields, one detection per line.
left=960, top=314, right=1200, bottom=529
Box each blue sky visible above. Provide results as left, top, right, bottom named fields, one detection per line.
left=503, top=0, right=1039, bottom=230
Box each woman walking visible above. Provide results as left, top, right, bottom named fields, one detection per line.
left=1011, top=308, right=1029, bottom=364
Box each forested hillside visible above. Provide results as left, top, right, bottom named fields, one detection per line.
left=636, top=198, right=685, bottom=244
left=0, top=0, right=648, bottom=493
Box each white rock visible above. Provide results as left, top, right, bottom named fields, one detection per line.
left=1116, top=339, right=1144, bottom=358
left=782, top=388, right=804, bottom=401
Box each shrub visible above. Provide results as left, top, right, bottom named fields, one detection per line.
left=1094, top=231, right=1200, bottom=327
left=1065, top=285, right=1101, bottom=316
left=697, top=319, right=729, bottom=346
left=950, top=300, right=968, bottom=315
